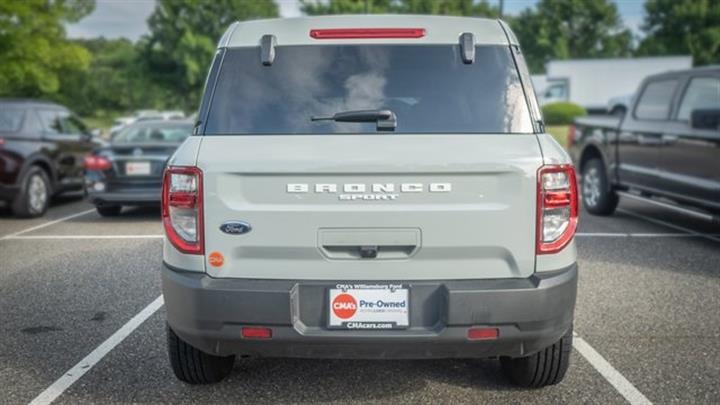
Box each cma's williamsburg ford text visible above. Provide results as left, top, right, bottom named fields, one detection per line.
left=161, top=16, right=579, bottom=387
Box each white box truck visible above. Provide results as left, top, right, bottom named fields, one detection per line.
left=537, top=56, right=692, bottom=113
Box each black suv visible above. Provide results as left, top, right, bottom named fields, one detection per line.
left=0, top=99, right=97, bottom=217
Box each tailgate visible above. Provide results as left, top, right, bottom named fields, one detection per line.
left=198, top=134, right=541, bottom=280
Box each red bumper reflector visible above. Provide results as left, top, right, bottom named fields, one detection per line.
left=310, top=28, right=426, bottom=39
left=467, top=328, right=499, bottom=341
left=241, top=327, right=272, bottom=339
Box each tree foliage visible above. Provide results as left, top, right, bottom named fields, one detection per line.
left=510, top=0, right=633, bottom=73
left=637, top=0, right=720, bottom=65
left=0, top=0, right=95, bottom=97
left=55, top=38, right=172, bottom=116
left=142, top=0, right=279, bottom=109
left=301, top=0, right=499, bottom=17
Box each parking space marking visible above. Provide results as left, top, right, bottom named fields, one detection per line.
left=5, top=234, right=163, bottom=240
left=576, top=232, right=720, bottom=238
left=0, top=209, right=95, bottom=241
left=28, top=295, right=164, bottom=405
left=573, top=334, right=652, bottom=405
left=618, top=208, right=720, bottom=243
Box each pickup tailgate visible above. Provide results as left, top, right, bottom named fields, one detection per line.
left=198, top=134, right=542, bottom=280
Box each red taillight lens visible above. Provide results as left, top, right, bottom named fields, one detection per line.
left=310, top=28, right=426, bottom=39
left=162, top=166, right=203, bottom=255
left=84, top=155, right=112, bottom=170
left=467, top=328, right=499, bottom=341
left=241, top=327, right=272, bottom=339
left=537, top=165, right=578, bottom=254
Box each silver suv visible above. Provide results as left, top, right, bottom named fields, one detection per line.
left=161, top=15, right=578, bottom=387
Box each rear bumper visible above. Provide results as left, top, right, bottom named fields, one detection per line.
left=87, top=190, right=160, bottom=206
left=162, top=264, right=577, bottom=359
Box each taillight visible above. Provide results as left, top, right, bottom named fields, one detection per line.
left=310, top=28, right=426, bottom=39
left=162, top=166, right=203, bottom=254
left=537, top=165, right=578, bottom=254
left=84, top=154, right=112, bottom=170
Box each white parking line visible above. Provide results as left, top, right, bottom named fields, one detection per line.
left=576, top=232, right=720, bottom=238
left=6, top=234, right=163, bottom=240
left=573, top=334, right=652, bottom=405
left=0, top=209, right=95, bottom=241
left=618, top=208, right=720, bottom=243
left=28, top=295, right=164, bottom=405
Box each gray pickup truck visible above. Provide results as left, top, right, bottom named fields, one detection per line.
left=571, top=66, right=720, bottom=218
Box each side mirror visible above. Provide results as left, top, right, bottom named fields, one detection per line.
left=690, top=109, right=720, bottom=130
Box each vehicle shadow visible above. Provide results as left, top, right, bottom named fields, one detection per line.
left=71, top=206, right=161, bottom=223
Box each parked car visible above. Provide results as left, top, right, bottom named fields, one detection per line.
left=84, top=120, right=193, bottom=216
left=161, top=16, right=578, bottom=387
left=0, top=99, right=98, bottom=217
left=571, top=66, right=720, bottom=218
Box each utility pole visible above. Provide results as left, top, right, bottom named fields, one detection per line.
left=499, top=0, right=505, bottom=18
left=365, top=0, right=369, bottom=14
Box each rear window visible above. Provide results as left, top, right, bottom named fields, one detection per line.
left=0, top=107, right=25, bottom=132
left=113, top=123, right=193, bottom=144
left=205, top=45, right=533, bottom=135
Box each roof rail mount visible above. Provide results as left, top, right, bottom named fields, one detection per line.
left=459, top=32, right=475, bottom=64
left=261, top=34, right=276, bottom=66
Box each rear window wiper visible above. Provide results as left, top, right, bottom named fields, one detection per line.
left=311, top=109, right=397, bottom=131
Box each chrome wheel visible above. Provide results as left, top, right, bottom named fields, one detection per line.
left=582, top=167, right=601, bottom=208
left=28, top=174, right=48, bottom=214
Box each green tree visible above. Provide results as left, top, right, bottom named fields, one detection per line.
left=301, top=0, right=499, bottom=17
left=510, top=0, right=633, bottom=73
left=637, top=0, right=720, bottom=65
left=0, top=0, right=95, bottom=97
left=143, top=0, right=279, bottom=110
left=55, top=38, right=173, bottom=116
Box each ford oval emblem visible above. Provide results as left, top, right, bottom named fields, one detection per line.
left=220, top=221, right=252, bottom=235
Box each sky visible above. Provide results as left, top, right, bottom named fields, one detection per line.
left=65, top=0, right=647, bottom=42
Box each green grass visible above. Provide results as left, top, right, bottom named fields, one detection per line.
left=546, top=125, right=570, bottom=150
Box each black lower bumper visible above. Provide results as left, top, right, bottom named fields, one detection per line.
left=162, top=264, right=577, bottom=359
left=87, top=190, right=160, bottom=206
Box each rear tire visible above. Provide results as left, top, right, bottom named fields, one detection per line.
left=96, top=205, right=122, bottom=217
left=581, top=158, right=618, bottom=215
left=11, top=166, right=51, bottom=218
left=501, top=327, right=573, bottom=388
left=167, top=325, right=235, bottom=384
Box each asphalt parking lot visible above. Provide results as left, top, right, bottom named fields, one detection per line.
left=1, top=196, right=718, bottom=404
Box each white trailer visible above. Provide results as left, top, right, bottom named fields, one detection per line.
left=537, top=56, right=692, bottom=113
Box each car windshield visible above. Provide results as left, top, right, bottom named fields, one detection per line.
left=113, top=123, right=193, bottom=143
left=0, top=107, right=25, bottom=132
left=205, top=45, right=534, bottom=135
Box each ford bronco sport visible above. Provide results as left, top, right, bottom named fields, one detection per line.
left=161, top=16, right=578, bottom=388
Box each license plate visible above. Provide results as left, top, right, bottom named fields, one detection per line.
left=328, top=285, right=409, bottom=329
left=126, top=161, right=151, bottom=176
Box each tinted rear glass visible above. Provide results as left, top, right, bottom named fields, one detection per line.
left=113, top=123, right=193, bottom=143
left=0, top=107, right=25, bottom=132
left=205, top=45, right=533, bottom=134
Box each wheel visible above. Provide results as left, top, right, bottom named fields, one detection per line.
left=96, top=205, right=122, bottom=217
left=581, top=158, right=618, bottom=215
left=501, top=327, right=573, bottom=388
left=167, top=325, right=235, bottom=384
left=11, top=166, right=51, bottom=218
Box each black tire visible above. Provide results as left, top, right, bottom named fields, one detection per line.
left=167, top=325, right=235, bottom=384
left=581, top=158, right=619, bottom=216
left=96, top=205, right=122, bottom=217
left=501, top=327, right=573, bottom=388
left=11, top=166, right=51, bottom=218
